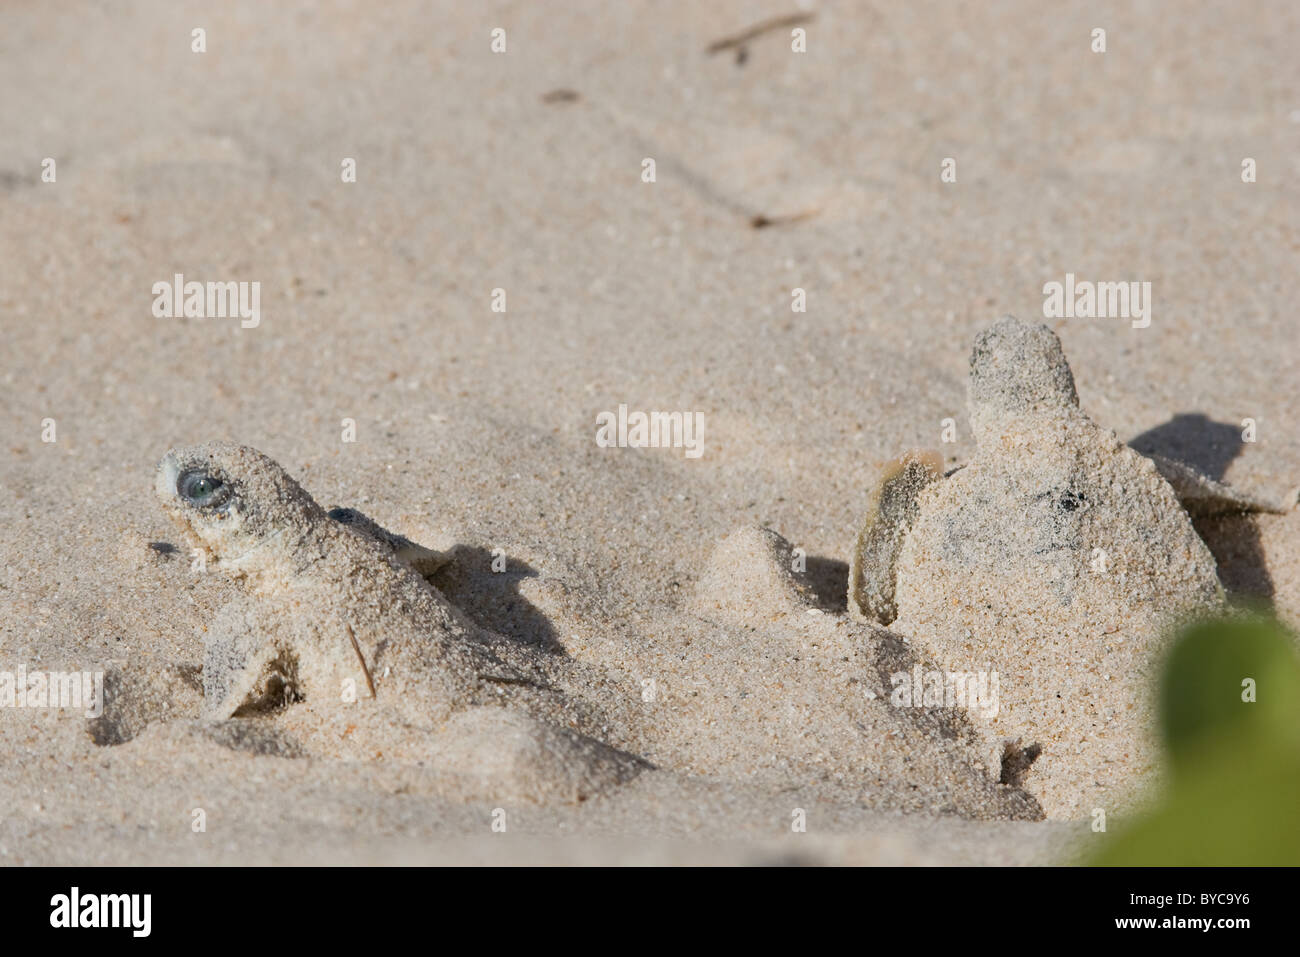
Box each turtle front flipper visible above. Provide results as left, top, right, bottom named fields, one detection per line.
left=327, top=507, right=452, bottom=578
left=202, top=599, right=303, bottom=719
left=848, top=450, right=943, bottom=624
left=1146, top=454, right=1299, bottom=517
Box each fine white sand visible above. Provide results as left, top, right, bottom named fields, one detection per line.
left=2, top=0, right=1298, bottom=865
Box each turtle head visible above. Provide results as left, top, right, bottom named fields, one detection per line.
left=155, top=442, right=326, bottom=571
left=968, top=316, right=1079, bottom=436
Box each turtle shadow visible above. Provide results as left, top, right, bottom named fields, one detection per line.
left=1130, top=412, right=1242, bottom=480
left=800, top=555, right=850, bottom=613
left=1129, top=413, right=1273, bottom=601
left=428, top=545, right=564, bottom=654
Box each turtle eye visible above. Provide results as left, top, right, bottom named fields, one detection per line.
left=178, top=470, right=228, bottom=507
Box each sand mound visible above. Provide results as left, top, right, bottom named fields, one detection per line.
left=429, top=709, right=648, bottom=805
left=689, top=525, right=819, bottom=625
left=673, top=525, right=1043, bottom=820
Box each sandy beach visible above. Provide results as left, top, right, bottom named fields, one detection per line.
left=2, top=0, right=1298, bottom=865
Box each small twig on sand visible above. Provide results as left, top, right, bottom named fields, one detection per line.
left=751, top=208, right=820, bottom=229
left=706, top=12, right=815, bottom=55
left=345, top=623, right=377, bottom=698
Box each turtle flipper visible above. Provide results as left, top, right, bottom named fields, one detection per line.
left=327, top=507, right=452, bottom=578
left=201, top=599, right=299, bottom=719
left=1147, top=454, right=1298, bottom=517
left=848, top=450, right=943, bottom=624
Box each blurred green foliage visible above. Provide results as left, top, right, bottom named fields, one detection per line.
left=1091, top=614, right=1300, bottom=866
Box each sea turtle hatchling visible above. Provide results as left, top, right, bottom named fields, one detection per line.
left=848, top=316, right=1295, bottom=818
left=154, top=442, right=526, bottom=723
left=146, top=442, right=646, bottom=800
